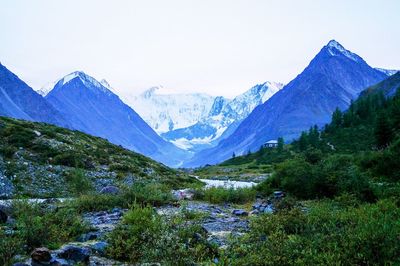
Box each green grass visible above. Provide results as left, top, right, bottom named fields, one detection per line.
left=193, top=186, right=257, bottom=204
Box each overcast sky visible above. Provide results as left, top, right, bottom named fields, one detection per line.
left=1, top=0, right=399, bottom=97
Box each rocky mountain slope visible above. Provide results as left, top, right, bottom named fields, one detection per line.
left=185, top=40, right=390, bottom=167
left=0, top=116, right=195, bottom=198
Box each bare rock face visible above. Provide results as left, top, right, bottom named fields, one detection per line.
left=31, top=247, right=52, bottom=263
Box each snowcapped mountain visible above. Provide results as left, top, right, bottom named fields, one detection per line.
left=122, top=86, right=215, bottom=133
left=45, top=71, right=189, bottom=167
left=184, top=40, right=390, bottom=167
left=162, top=81, right=283, bottom=151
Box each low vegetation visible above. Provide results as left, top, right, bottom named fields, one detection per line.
left=193, top=186, right=256, bottom=204
left=107, top=204, right=218, bottom=264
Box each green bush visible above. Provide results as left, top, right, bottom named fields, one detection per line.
left=0, top=230, right=22, bottom=266
left=64, top=169, right=93, bottom=195
left=70, top=181, right=173, bottom=212
left=12, top=201, right=89, bottom=251
left=107, top=204, right=217, bottom=264
left=223, top=199, right=400, bottom=265
left=194, top=186, right=256, bottom=204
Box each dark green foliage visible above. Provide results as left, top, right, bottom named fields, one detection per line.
left=374, top=111, right=393, bottom=148
left=64, top=168, right=93, bottom=195
left=0, top=231, right=22, bottom=266
left=261, top=154, right=375, bottom=201
left=107, top=204, right=217, bottom=264
left=223, top=200, right=400, bottom=265
left=70, top=181, right=173, bottom=212
left=193, top=186, right=256, bottom=204
left=11, top=201, right=89, bottom=251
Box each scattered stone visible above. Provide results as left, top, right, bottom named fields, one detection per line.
left=172, top=189, right=195, bottom=200
left=232, top=209, right=248, bottom=216
left=100, top=185, right=120, bottom=195
left=77, top=232, right=99, bottom=242
left=249, top=209, right=260, bottom=215
left=31, top=247, right=52, bottom=263
left=90, top=241, right=108, bottom=255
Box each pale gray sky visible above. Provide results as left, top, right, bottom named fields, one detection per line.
left=1, top=0, right=399, bottom=97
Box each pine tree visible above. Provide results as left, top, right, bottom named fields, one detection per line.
left=331, top=108, right=343, bottom=128
left=232, top=152, right=236, bottom=158
left=298, top=132, right=308, bottom=151
left=375, top=112, right=393, bottom=148
left=277, top=137, right=284, bottom=152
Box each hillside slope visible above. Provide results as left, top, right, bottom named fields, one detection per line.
left=0, top=116, right=196, bottom=198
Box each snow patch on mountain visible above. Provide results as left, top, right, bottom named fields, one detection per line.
left=122, top=86, right=215, bottom=133
left=326, top=40, right=361, bottom=62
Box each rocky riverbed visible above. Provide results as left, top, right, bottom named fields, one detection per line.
left=5, top=179, right=274, bottom=265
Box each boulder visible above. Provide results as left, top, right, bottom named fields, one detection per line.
left=56, top=245, right=90, bottom=263
left=232, top=209, right=248, bottom=216
left=172, top=189, right=195, bottom=200
left=31, top=247, right=52, bottom=263
left=90, top=241, right=108, bottom=255
left=100, top=185, right=120, bottom=195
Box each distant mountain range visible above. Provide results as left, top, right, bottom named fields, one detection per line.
left=1, top=39, right=397, bottom=168
left=160, top=81, right=283, bottom=151
left=184, top=40, right=394, bottom=167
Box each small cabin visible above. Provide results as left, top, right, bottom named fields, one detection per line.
left=263, top=140, right=278, bottom=148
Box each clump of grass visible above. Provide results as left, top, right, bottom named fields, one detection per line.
left=107, top=204, right=217, bottom=264
left=69, top=181, right=174, bottom=212
left=194, top=186, right=256, bottom=204
left=10, top=201, right=89, bottom=251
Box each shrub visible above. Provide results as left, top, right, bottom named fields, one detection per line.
left=12, top=201, right=89, bottom=251
left=194, top=186, right=256, bottom=204
left=107, top=204, right=217, bottom=264
left=64, top=169, right=93, bottom=195
left=70, top=181, right=173, bottom=212
left=0, top=230, right=22, bottom=266
left=223, top=199, right=400, bottom=265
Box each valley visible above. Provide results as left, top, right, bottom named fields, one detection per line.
left=0, top=41, right=399, bottom=265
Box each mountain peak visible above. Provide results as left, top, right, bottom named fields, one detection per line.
left=56, top=71, right=112, bottom=94
left=323, top=39, right=361, bottom=62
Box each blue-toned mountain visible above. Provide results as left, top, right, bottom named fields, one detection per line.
left=185, top=40, right=390, bottom=167
left=45, top=71, right=188, bottom=167
left=0, top=63, right=68, bottom=127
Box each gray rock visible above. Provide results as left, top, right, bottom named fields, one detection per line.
left=100, top=185, right=120, bottom=195
left=55, top=245, right=90, bottom=263
left=90, top=241, right=108, bottom=255
left=31, top=247, right=52, bottom=263
left=232, top=209, right=248, bottom=216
